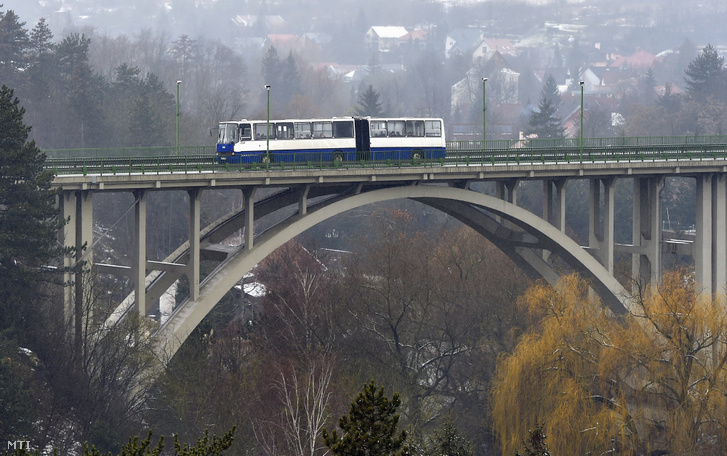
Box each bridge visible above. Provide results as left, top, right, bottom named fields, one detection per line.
left=49, top=135, right=727, bottom=365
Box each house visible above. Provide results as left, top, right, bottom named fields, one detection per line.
left=580, top=67, right=603, bottom=94
left=451, top=51, right=521, bottom=118
left=365, top=26, right=409, bottom=52
left=398, top=29, right=429, bottom=51
left=264, top=34, right=299, bottom=53
left=608, top=50, right=657, bottom=70
left=445, top=28, right=482, bottom=59
left=231, top=14, right=285, bottom=29
left=482, top=52, right=520, bottom=104
left=473, top=38, right=518, bottom=63
left=451, top=68, right=481, bottom=118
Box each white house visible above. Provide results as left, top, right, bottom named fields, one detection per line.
left=365, top=26, right=409, bottom=52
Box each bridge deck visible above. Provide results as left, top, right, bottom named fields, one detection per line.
left=45, top=136, right=727, bottom=183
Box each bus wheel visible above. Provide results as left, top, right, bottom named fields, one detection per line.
left=260, top=154, right=272, bottom=164
left=333, top=152, right=344, bottom=163
left=411, top=150, right=422, bottom=161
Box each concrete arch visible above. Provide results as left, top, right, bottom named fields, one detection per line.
left=155, top=184, right=632, bottom=363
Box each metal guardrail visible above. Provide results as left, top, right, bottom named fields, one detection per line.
left=43, top=136, right=727, bottom=176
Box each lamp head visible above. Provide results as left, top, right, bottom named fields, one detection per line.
left=482, top=77, right=488, bottom=82
left=265, top=84, right=271, bottom=90
left=579, top=81, right=584, bottom=86
left=176, top=80, right=181, bottom=85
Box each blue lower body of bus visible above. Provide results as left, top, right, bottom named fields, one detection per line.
left=369, top=147, right=446, bottom=161
left=217, top=148, right=356, bottom=164
left=215, top=147, right=446, bottom=164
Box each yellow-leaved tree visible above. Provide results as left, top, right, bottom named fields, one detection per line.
left=491, top=271, right=727, bottom=455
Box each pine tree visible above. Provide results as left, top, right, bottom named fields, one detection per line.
left=322, top=380, right=409, bottom=456
left=53, top=34, right=107, bottom=148
left=0, top=84, right=61, bottom=450
left=515, top=425, right=550, bottom=456
left=541, top=74, right=561, bottom=108
left=355, top=85, right=384, bottom=117
left=261, top=45, right=281, bottom=89
left=426, top=419, right=473, bottom=456
left=0, top=85, right=63, bottom=333
left=280, top=51, right=301, bottom=103
left=526, top=98, right=564, bottom=139
left=526, top=75, right=564, bottom=139
left=684, top=44, right=726, bottom=102
left=28, top=17, right=53, bottom=58
left=0, top=8, right=30, bottom=88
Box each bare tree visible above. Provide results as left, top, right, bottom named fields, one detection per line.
left=277, top=359, right=334, bottom=456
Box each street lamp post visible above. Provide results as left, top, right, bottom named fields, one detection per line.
left=579, top=80, right=584, bottom=163
left=265, top=84, right=271, bottom=165
left=482, top=77, right=488, bottom=149
left=176, top=80, right=181, bottom=157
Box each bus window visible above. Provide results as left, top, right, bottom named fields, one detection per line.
left=276, top=122, right=294, bottom=139
left=218, top=123, right=237, bottom=143
left=254, top=123, right=275, bottom=140
left=406, top=120, right=425, bottom=137
left=333, top=120, right=354, bottom=138
left=240, top=123, right=252, bottom=141
left=425, top=120, right=442, bottom=137
left=313, top=121, right=333, bottom=138
left=370, top=120, right=387, bottom=137
left=388, top=120, right=405, bottom=137
left=294, top=122, right=312, bottom=139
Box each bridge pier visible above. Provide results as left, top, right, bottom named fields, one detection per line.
left=61, top=190, right=93, bottom=343
left=543, top=179, right=566, bottom=232
left=630, top=176, right=663, bottom=291
left=243, top=187, right=256, bottom=250
left=588, top=178, right=615, bottom=274
left=695, top=173, right=727, bottom=295
left=133, top=190, right=148, bottom=315
left=712, top=174, right=727, bottom=294
left=188, top=189, right=201, bottom=301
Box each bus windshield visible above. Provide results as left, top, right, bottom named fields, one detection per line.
left=218, top=123, right=238, bottom=144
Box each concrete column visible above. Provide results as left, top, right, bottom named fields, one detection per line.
left=298, top=185, right=310, bottom=215
left=602, top=177, right=615, bottom=274
left=74, top=191, right=93, bottom=346
left=589, top=178, right=602, bottom=249
left=496, top=181, right=505, bottom=201
left=134, top=190, right=148, bottom=315
left=543, top=180, right=553, bottom=224
left=61, top=191, right=93, bottom=339
left=496, top=179, right=518, bottom=204
left=589, top=178, right=614, bottom=273
left=695, top=174, right=713, bottom=293
left=61, top=191, right=77, bottom=321
left=542, top=179, right=567, bottom=261
left=713, top=174, right=727, bottom=294
left=243, top=187, right=256, bottom=250
left=188, top=188, right=201, bottom=301
left=554, top=179, right=566, bottom=232
left=542, top=181, right=554, bottom=262
left=632, top=177, right=663, bottom=290
left=506, top=179, right=518, bottom=206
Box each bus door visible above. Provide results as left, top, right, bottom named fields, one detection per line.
left=354, top=118, right=370, bottom=161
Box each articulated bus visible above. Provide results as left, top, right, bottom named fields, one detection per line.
left=216, top=117, right=445, bottom=164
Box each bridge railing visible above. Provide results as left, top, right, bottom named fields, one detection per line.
left=44, top=145, right=215, bottom=160
left=43, top=135, right=727, bottom=175
left=446, top=135, right=727, bottom=165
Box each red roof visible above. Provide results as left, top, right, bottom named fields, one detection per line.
left=609, top=50, right=656, bottom=69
